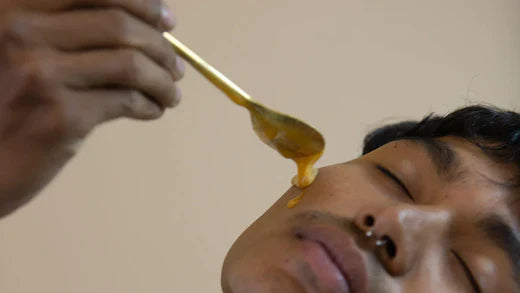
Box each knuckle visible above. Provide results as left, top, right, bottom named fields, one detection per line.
left=104, top=8, right=132, bottom=35
left=123, top=90, right=162, bottom=119
left=0, top=12, right=31, bottom=44
left=118, top=49, right=144, bottom=81
left=162, top=71, right=176, bottom=94
left=124, top=90, right=143, bottom=111
left=21, top=58, right=53, bottom=87
left=156, top=70, right=176, bottom=105
left=17, top=55, right=57, bottom=94
left=33, top=90, right=69, bottom=139
left=144, top=0, right=163, bottom=24
left=160, top=38, right=177, bottom=67
left=173, top=57, right=185, bottom=80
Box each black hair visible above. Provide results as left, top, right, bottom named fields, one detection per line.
left=362, top=105, right=520, bottom=184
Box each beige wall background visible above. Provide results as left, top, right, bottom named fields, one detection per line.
left=1, top=0, right=519, bottom=292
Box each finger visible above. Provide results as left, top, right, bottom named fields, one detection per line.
left=58, top=49, right=181, bottom=108
left=174, top=56, right=186, bottom=81
left=36, top=9, right=182, bottom=80
left=73, top=89, right=165, bottom=126
left=18, top=0, right=175, bottom=30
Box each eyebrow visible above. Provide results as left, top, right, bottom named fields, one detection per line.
left=479, top=215, right=520, bottom=288
left=405, top=137, right=463, bottom=180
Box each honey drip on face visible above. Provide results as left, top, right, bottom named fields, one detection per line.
left=287, top=151, right=323, bottom=208
left=287, top=192, right=305, bottom=209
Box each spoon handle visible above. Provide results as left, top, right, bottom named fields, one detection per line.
left=163, top=32, right=252, bottom=107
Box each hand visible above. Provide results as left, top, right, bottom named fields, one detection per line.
left=0, top=0, right=185, bottom=217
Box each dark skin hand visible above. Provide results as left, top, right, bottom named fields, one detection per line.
left=0, top=0, right=185, bottom=217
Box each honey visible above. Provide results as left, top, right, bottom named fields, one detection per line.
left=287, top=151, right=323, bottom=208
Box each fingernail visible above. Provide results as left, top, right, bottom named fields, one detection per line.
left=161, top=6, right=176, bottom=30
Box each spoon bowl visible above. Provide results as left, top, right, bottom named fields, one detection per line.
left=163, top=32, right=325, bottom=185
left=247, top=101, right=324, bottom=159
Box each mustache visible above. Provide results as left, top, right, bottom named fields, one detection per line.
left=291, top=210, right=358, bottom=235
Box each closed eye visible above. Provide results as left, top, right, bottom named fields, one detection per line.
left=451, top=250, right=481, bottom=293
left=375, top=164, right=414, bottom=201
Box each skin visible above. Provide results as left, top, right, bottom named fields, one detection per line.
left=222, top=137, right=520, bottom=293
left=0, top=0, right=184, bottom=217
left=0, top=3, right=517, bottom=291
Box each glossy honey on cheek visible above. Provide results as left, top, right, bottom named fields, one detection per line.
left=287, top=151, right=323, bottom=208
left=287, top=192, right=305, bottom=209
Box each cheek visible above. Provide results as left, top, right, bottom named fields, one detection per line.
left=222, top=163, right=394, bottom=290
left=222, top=234, right=304, bottom=292
left=222, top=203, right=295, bottom=282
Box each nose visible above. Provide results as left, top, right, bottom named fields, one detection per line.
left=354, top=204, right=452, bottom=275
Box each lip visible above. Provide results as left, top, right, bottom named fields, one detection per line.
left=294, top=224, right=368, bottom=293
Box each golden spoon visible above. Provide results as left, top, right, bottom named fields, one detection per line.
left=163, top=32, right=325, bottom=188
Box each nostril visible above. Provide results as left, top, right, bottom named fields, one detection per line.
left=364, top=215, right=375, bottom=227
left=382, top=236, right=397, bottom=258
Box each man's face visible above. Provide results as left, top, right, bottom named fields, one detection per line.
left=221, top=136, right=520, bottom=293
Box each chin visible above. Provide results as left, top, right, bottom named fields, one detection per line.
left=221, top=239, right=308, bottom=293
left=221, top=262, right=308, bottom=293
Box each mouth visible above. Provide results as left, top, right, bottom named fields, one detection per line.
left=293, top=223, right=368, bottom=293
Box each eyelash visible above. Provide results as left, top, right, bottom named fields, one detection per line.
left=451, top=250, right=481, bottom=293
left=376, top=165, right=415, bottom=202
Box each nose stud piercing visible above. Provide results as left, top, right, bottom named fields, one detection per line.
left=365, top=231, right=388, bottom=248
left=375, top=239, right=387, bottom=247
left=363, top=215, right=376, bottom=238
left=360, top=214, right=398, bottom=258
